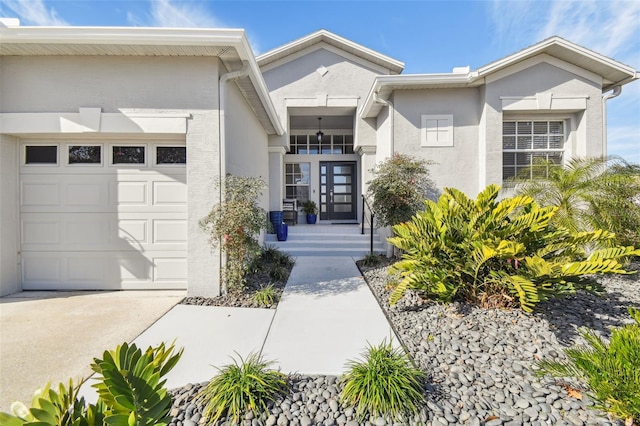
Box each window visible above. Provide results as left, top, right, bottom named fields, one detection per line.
left=112, top=146, right=145, bottom=164
left=156, top=147, right=186, bottom=164
left=502, top=120, right=564, bottom=181
left=421, top=115, right=453, bottom=147
left=25, top=145, right=58, bottom=164
left=69, top=145, right=101, bottom=164
left=289, top=134, right=353, bottom=155
left=284, top=163, right=310, bottom=207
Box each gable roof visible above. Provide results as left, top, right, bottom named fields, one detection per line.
left=257, top=29, right=404, bottom=75
left=361, top=36, right=638, bottom=118
left=0, top=25, right=284, bottom=135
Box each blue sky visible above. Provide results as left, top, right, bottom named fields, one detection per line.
left=2, top=0, right=639, bottom=162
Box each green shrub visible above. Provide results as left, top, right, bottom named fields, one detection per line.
left=360, top=253, right=383, bottom=267
left=198, top=352, right=288, bottom=425
left=536, top=308, right=640, bottom=424
left=340, top=340, right=425, bottom=421
left=388, top=184, right=639, bottom=312
left=366, top=153, right=437, bottom=227
left=253, top=284, right=278, bottom=307
left=248, top=245, right=294, bottom=283
left=200, top=175, right=271, bottom=292
left=0, top=341, right=182, bottom=426
left=515, top=157, right=640, bottom=247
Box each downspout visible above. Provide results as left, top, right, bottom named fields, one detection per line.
left=374, top=92, right=394, bottom=156
left=217, top=61, right=249, bottom=293
left=601, top=85, right=622, bottom=157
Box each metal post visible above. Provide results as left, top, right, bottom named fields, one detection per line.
left=361, top=194, right=365, bottom=235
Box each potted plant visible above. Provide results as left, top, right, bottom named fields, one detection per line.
left=302, top=200, right=318, bottom=224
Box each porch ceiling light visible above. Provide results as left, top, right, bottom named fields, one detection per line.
left=316, top=117, right=324, bottom=143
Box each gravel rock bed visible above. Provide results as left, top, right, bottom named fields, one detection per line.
left=169, top=260, right=639, bottom=426
left=181, top=269, right=290, bottom=309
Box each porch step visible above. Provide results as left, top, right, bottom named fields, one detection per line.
left=265, top=224, right=385, bottom=258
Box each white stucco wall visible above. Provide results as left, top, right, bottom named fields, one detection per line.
left=225, top=80, right=270, bottom=211
left=1, top=56, right=218, bottom=112
left=0, top=135, right=19, bottom=296
left=482, top=60, right=603, bottom=189
left=393, top=88, right=481, bottom=196
left=1, top=55, right=224, bottom=297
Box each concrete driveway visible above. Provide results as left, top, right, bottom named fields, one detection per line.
left=0, top=290, right=183, bottom=413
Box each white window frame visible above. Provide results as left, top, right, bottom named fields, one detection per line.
left=421, top=115, right=453, bottom=147
left=502, top=118, right=567, bottom=182
left=23, top=143, right=60, bottom=167
left=284, top=162, right=311, bottom=209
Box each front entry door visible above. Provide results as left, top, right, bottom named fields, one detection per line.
left=319, top=161, right=357, bottom=221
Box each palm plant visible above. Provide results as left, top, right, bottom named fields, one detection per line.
left=536, top=308, right=640, bottom=424
left=514, top=157, right=640, bottom=247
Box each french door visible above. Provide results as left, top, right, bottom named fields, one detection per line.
left=319, top=161, right=357, bottom=221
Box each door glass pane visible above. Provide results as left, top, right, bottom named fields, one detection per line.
left=334, top=185, right=351, bottom=194
left=156, top=147, right=186, bottom=164
left=333, top=166, right=351, bottom=174
left=333, top=176, right=351, bottom=184
left=26, top=146, right=57, bottom=164
left=321, top=165, right=327, bottom=173
left=334, top=205, right=352, bottom=212
left=334, top=195, right=352, bottom=203
left=69, top=146, right=101, bottom=164
left=321, top=185, right=326, bottom=193
left=113, top=146, right=145, bottom=164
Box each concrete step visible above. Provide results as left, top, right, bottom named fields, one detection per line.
left=264, top=224, right=385, bottom=257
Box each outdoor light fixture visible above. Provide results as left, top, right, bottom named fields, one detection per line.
left=316, top=117, right=324, bottom=143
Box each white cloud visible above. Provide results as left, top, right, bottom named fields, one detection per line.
left=1, top=0, right=68, bottom=26
left=537, top=0, right=640, bottom=60
left=607, top=125, right=640, bottom=163
left=127, top=0, right=223, bottom=28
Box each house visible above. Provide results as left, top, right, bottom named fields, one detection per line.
left=0, top=23, right=637, bottom=297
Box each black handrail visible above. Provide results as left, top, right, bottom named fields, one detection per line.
left=361, top=194, right=375, bottom=254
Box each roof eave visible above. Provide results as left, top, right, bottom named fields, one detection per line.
left=360, top=73, right=479, bottom=118
left=0, top=25, right=284, bottom=136
left=257, top=29, right=404, bottom=74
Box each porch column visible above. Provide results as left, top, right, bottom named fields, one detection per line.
left=0, top=134, right=20, bottom=296
left=268, top=146, right=286, bottom=211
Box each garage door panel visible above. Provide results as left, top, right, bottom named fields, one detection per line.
left=153, top=181, right=187, bottom=205
left=20, top=141, right=187, bottom=290
left=153, top=257, right=187, bottom=282
left=22, top=213, right=186, bottom=252
left=21, top=181, right=60, bottom=207
left=22, top=251, right=186, bottom=290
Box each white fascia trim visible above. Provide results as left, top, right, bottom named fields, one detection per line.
left=0, top=111, right=189, bottom=134
left=478, top=36, right=637, bottom=81
left=0, top=25, right=248, bottom=49
left=485, top=54, right=602, bottom=86
left=360, top=73, right=477, bottom=118
left=257, top=29, right=404, bottom=73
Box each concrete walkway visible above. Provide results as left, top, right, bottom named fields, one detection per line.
left=3, top=253, right=396, bottom=408
left=109, top=256, right=396, bottom=392
left=261, top=256, right=397, bottom=375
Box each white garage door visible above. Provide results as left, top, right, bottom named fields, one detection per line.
left=19, top=141, right=187, bottom=290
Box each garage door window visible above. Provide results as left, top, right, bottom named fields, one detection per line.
left=69, top=145, right=101, bottom=164
left=25, top=145, right=58, bottom=164
left=113, top=146, right=145, bottom=165
left=156, top=147, right=186, bottom=164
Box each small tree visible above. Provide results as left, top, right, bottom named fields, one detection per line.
left=200, top=175, right=270, bottom=293
left=366, top=153, right=437, bottom=227
left=515, top=157, right=640, bottom=247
